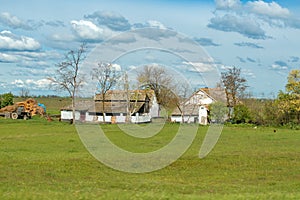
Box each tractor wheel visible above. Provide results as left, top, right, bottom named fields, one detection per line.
left=11, top=112, right=18, bottom=120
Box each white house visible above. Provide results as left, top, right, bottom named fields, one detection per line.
left=170, top=88, right=223, bottom=125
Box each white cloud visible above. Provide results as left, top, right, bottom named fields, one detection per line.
left=11, top=78, right=51, bottom=89
left=146, top=20, right=167, bottom=29
left=215, top=0, right=241, bottom=10
left=242, top=69, right=256, bottom=78
left=208, top=14, right=267, bottom=39
left=246, top=1, right=290, bottom=19
left=183, top=61, right=214, bottom=73
left=11, top=79, right=25, bottom=87
left=112, top=63, right=121, bottom=71
left=71, top=20, right=115, bottom=41
left=0, top=52, right=18, bottom=62
left=128, top=65, right=138, bottom=70
left=84, top=11, right=131, bottom=31
left=0, top=12, right=32, bottom=30
left=211, top=0, right=300, bottom=38
left=0, top=30, right=40, bottom=51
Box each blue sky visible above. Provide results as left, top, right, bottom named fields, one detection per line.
left=0, top=0, right=299, bottom=97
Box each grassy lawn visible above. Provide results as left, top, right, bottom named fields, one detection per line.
left=0, top=118, right=299, bottom=199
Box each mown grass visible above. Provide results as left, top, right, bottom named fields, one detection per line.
left=0, top=118, right=299, bottom=199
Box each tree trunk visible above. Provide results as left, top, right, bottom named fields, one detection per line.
left=102, top=93, right=105, bottom=123
left=72, top=96, right=75, bottom=124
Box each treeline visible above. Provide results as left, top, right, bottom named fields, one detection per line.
left=220, top=69, right=300, bottom=128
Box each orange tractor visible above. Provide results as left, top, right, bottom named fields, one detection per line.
left=0, top=98, right=45, bottom=120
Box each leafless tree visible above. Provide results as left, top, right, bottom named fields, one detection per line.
left=48, top=43, right=87, bottom=124
left=19, top=88, right=30, bottom=98
left=92, top=62, right=119, bottom=122
left=221, top=66, right=247, bottom=117
left=137, top=65, right=178, bottom=115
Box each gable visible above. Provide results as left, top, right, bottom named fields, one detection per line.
left=184, top=90, right=215, bottom=106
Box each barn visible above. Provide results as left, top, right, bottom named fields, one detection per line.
left=60, top=89, right=159, bottom=123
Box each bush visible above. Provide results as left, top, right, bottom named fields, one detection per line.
left=232, top=104, right=253, bottom=124
left=0, top=92, right=14, bottom=108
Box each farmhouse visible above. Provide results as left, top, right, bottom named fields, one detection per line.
left=171, top=87, right=226, bottom=125
left=60, top=89, right=159, bottom=123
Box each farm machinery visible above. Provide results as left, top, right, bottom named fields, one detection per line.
left=0, top=98, right=46, bottom=120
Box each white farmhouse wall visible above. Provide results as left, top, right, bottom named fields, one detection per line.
left=61, top=110, right=80, bottom=120
left=199, top=106, right=208, bottom=125
left=171, top=116, right=196, bottom=123
left=150, top=95, right=160, bottom=118
left=131, top=114, right=151, bottom=123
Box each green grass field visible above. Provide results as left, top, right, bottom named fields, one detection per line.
left=0, top=117, right=300, bottom=199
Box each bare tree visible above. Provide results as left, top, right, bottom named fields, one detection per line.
left=92, top=62, right=119, bottom=122
left=221, top=66, right=247, bottom=118
left=137, top=65, right=178, bottom=115
left=175, top=84, right=192, bottom=123
left=19, top=88, right=30, bottom=98
left=48, top=43, right=87, bottom=124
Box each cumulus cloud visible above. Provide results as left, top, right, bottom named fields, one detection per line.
left=11, top=78, right=51, bottom=89
left=194, top=37, right=220, bottom=46
left=132, top=20, right=169, bottom=30
left=208, top=14, right=267, bottom=39
left=210, top=0, right=300, bottom=39
left=234, top=42, right=264, bottom=49
left=0, top=52, right=19, bottom=62
left=215, top=0, right=241, bottom=10
left=71, top=20, right=115, bottom=41
left=0, top=12, right=33, bottom=30
left=0, top=30, right=41, bottom=51
left=145, top=20, right=167, bottom=29
left=85, top=11, right=131, bottom=31
left=183, top=61, right=215, bottom=73
left=29, top=78, right=52, bottom=88
left=11, top=79, right=25, bottom=87
left=246, top=1, right=290, bottom=19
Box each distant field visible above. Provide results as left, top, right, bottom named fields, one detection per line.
left=0, top=118, right=299, bottom=199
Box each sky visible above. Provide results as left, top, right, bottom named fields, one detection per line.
left=0, top=0, right=300, bottom=98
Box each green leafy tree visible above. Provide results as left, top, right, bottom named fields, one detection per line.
left=286, top=69, right=300, bottom=94
left=232, top=104, right=252, bottom=124
left=209, top=102, right=228, bottom=123
left=268, top=70, right=300, bottom=125
left=0, top=92, right=14, bottom=108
